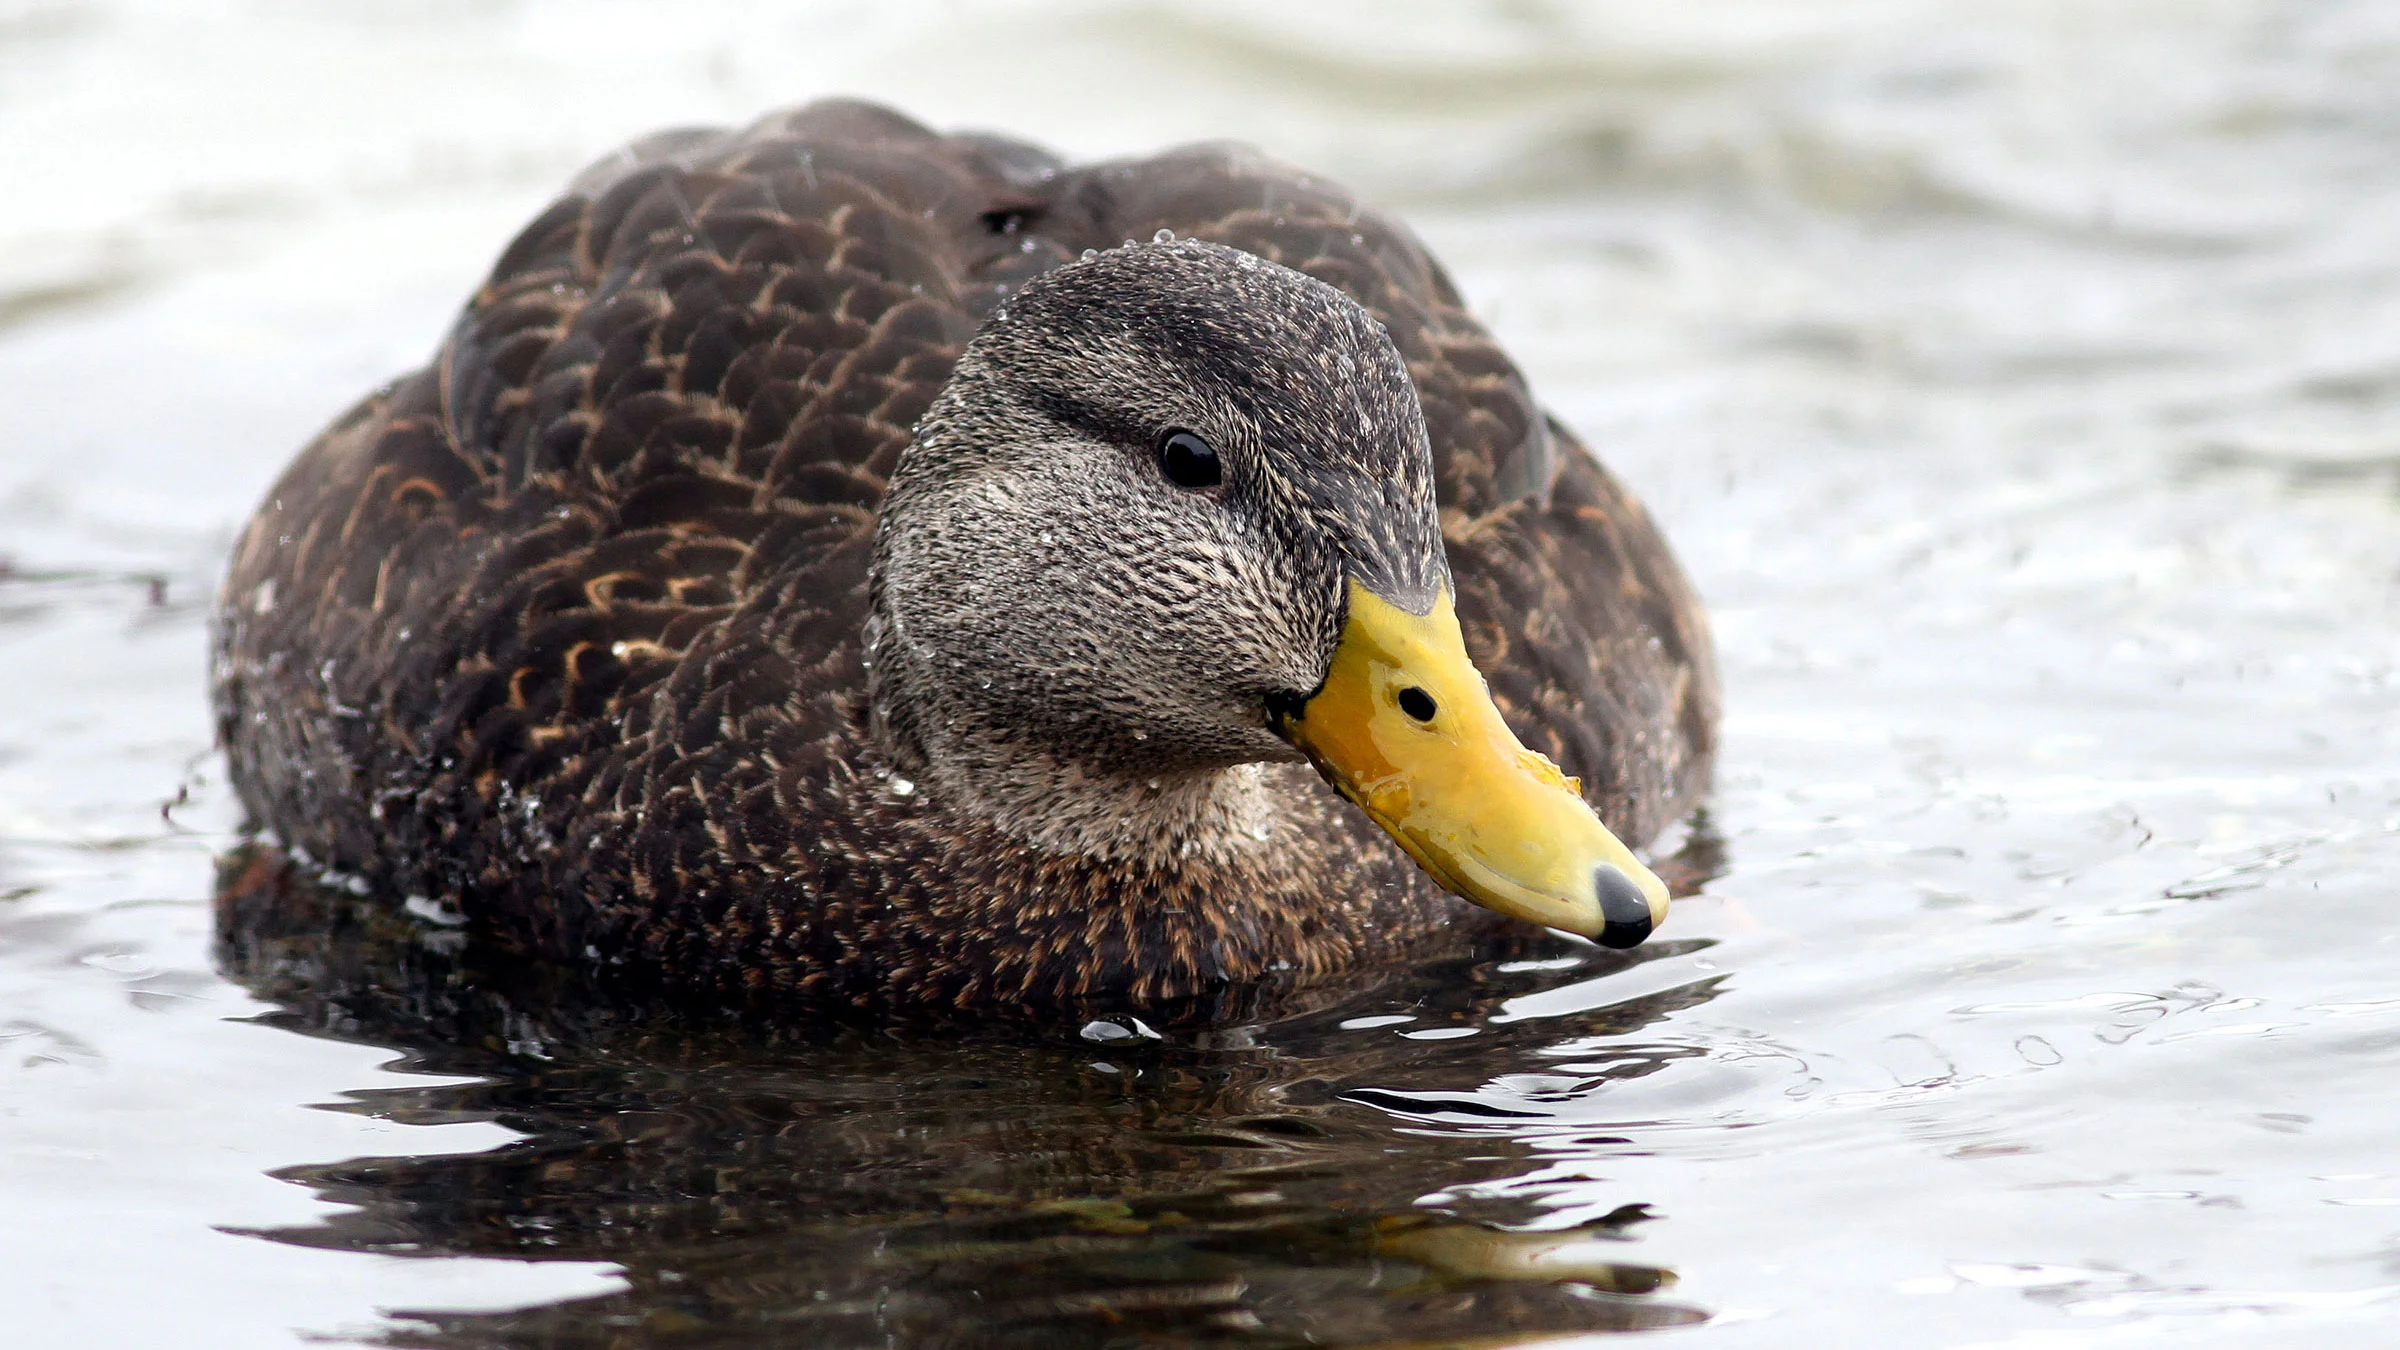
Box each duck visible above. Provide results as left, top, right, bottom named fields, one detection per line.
left=211, top=98, right=1718, bottom=1019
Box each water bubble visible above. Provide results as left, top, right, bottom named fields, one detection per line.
left=81, top=951, right=154, bottom=979
left=403, top=894, right=467, bottom=928
left=887, top=775, right=917, bottom=798
left=1080, top=1018, right=1162, bottom=1043
left=1080, top=248, right=1098, bottom=262
left=1153, top=227, right=1175, bottom=243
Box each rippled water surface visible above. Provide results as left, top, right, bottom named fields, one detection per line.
left=6, top=2, right=2400, bottom=1345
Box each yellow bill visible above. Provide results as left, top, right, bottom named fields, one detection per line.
left=1275, top=581, right=1669, bottom=948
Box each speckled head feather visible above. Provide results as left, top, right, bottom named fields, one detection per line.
left=964, top=239, right=1445, bottom=610
left=865, top=239, right=1450, bottom=856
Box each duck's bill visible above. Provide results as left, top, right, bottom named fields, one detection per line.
left=1273, top=582, right=1669, bottom=948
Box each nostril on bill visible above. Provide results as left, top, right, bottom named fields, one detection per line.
left=1592, top=866, right=1654, bottom=949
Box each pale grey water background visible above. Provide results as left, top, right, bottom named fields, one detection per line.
left=5, top=1, right=2399, bottom=1345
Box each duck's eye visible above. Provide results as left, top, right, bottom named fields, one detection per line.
left=1397, top=686, right=1438, bottom=722
left=1157, top=430, right=1222, bottom=490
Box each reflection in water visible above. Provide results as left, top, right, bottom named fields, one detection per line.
left=215, top=846, right=1726, bottom=1347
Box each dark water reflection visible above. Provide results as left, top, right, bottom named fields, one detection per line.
left=216, top=849, right=1728, bottom=1347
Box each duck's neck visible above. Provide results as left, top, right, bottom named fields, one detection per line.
left=913, top=729, right=1279, bottom=864
left=863, top=619, right=1283, bottom=866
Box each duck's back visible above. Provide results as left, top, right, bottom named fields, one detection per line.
left=214, top=100, right=1715, bottom=1010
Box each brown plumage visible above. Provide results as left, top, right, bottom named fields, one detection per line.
left=211, top=99, right=1717, bottom=1020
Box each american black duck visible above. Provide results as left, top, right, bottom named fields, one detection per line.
left=211, top=98, right=1717, bottom=1017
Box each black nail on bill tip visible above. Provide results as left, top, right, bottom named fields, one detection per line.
left=1592, top=865, right=1654, bottom=949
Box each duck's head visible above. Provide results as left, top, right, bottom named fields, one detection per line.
left=867, top=238, right=1666, bottom=947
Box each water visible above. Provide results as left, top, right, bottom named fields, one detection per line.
left=5, top=2, right=2398, bottom=1345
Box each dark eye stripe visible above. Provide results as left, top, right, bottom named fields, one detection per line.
left=1020, top=387, right=1153, bottom=448
left=1157, top=429, right=1222, bottom=490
